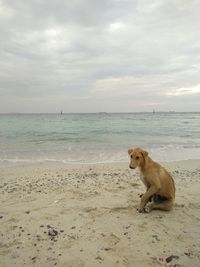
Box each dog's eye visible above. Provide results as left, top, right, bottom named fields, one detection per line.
left=130, top=155, right=133, bottom=158
left=136, top=156, right=139, bottom=160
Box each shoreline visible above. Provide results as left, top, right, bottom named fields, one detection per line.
left=0, top=159, right=200, bottom=266
left=1, top=157, right=200, bottom=168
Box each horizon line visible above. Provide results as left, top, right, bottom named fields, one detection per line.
left=0, top=111, right=200, bottom=115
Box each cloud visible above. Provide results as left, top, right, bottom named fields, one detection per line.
left=107, top=22, right=125, bottom=32
left=167, top=84, right=200, bottom=96
left=0, top=0, right=200, bottom=112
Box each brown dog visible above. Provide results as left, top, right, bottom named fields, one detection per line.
left=128, top=147, right=175, bottom=213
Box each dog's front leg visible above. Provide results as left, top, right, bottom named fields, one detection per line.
left=140, top=186, right=153, bottom=202
left=138, top=185, right=159, bottom=213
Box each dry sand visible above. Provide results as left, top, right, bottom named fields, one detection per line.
left=0, top=160, right=200, bottom=267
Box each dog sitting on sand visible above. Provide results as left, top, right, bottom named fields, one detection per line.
left=128, top=147, right=175, bottom=213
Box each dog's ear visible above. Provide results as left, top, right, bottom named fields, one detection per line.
left=128, top=148, right=133, bottom=155
left=141, top=150, right=148, bottom=157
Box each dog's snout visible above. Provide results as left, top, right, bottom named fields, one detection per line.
left=129, top=165, right=135, bottom=169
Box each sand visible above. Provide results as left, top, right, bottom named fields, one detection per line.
left=0, top=160, right=200, bottom=267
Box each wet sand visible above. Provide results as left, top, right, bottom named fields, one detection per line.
left=0, top=160, right=200, bottom=267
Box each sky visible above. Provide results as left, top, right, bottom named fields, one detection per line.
left=0, top=0, right=200, bottom=113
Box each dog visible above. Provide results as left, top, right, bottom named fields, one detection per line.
left=128, top=147, right=175, bottom=213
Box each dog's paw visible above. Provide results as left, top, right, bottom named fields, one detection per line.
left=137, top=207, right=150, bottom=213
left=137, top=208, right=145, bottom=213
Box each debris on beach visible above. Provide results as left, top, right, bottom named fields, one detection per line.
left=48, top=226, right=58, bottom=237
left=166, top=255, right=179, bottom=263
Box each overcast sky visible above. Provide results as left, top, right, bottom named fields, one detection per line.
left=0, top=0, right=200, bottom=113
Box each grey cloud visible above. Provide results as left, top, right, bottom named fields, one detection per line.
left=2, top=0, right=114, bottom=29
left=0, top=0, right=200, bottom=112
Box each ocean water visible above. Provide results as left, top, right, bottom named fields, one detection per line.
left=0, top=113, right=200, bottom=165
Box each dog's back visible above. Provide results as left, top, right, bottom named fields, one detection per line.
left=157, top=165, right=175, bottom=200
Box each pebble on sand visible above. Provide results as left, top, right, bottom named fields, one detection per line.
left=48, top=228, right=58, bottom=237
left=166, top=255, right=179, bottom=263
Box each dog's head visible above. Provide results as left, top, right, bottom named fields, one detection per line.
left=128, top=147, right=148, bottom=169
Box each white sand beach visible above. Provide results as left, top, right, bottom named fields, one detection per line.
left=0, top=160, right=200, bottom=267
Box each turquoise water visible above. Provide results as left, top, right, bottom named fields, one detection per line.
left=0, top=113, right=200, bottom=165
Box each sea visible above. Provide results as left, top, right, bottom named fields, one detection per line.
left=0, top=112, right=200, bottom=166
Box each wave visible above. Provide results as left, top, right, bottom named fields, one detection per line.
left=1, top=146, right=200, bottom=166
